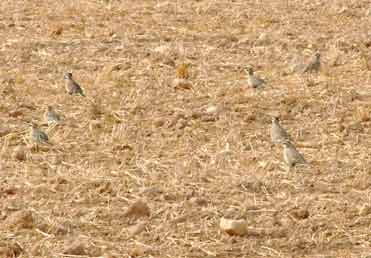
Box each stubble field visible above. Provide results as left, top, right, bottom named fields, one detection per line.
left=0, top=0, right=371, bottom=257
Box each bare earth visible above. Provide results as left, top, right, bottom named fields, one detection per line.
left=0, top=0, right=371, bottom=257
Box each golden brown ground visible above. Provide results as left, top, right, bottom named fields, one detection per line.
left=0, top=0, right=371, bottom=257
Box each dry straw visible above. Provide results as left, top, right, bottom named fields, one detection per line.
left=0, top=0, right=370, bottom=257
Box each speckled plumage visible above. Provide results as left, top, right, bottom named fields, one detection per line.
left=30, top=123, right=49, bottom=144
left=64, top=72, right=85, bottom=96
left=271, top=117, right=290, bottom=144
left=45, top=106, right=61, bottom=125
left=245, top=67, right=265, bottom=89
left=302, top=53, right=321, bottom=73
left=283, top=141, right=306, bottom=168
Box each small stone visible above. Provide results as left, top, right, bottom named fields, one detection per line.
left=173, top=78, right=192, bottom=90
left=189, top=197, right=208, bottom=206
left=205, top=105, right=218, bottom=114
left=359, top=204, right=371, bottom=216
left=220, top=217, right=248, bottom=236
left=63, top=240, right=86, bottom=256
left=124, top=200, right=150, bottom=218
left=291, top=208, right=310, bottom=220
left=13, top=146, right=27, bottom=161
left=153, top=119, right=165, bottom=127
left=129, top=244, right=153, bottom=257
left=257, top=33, right=269, bottom=45
left=3, top=187, right=17, bottom=196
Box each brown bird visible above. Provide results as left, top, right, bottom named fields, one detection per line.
left=271, top=117, right=291, bottom=144
left=64, top=72, right=85, bottom=96
left=29, top=123, right=49, bottom=144
left=282, top=140, right=307, bottom=168
left=302, top=52, right=321, bottom=73
left=45, top=106, right=61, bottom=125
left=245, top=67, right=265, bottom=89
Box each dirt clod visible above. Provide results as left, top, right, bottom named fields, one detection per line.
left=5, top=210, right=34, bottom=229
left=62, top=239, right=87, bottom=256
left=0, top=242, right=23, bottom=258
left=124, top=200, right=151, bottom=218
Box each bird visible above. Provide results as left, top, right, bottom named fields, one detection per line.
left=271, top=117, right=290, bottom=144
left=244, top=67, right=265, bottom=89
left=29, top=123, right=49, bottom=144
left=302, top=52, right=321, bottom=73
left=45, top=106, right=61, bottom=125
left=64, top=72, right=85, bottom=96
left=282, top=140, right=307, bottom=168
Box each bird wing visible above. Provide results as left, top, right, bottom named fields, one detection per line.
left=257, top=76, right=265, bottom=84
left=272, top=124, right=290, bottom=142
left=251, top=76, right=265, bottom=88
left=74, top=82, right=85, bottom=96
left=292, top=148, right=306, bottom=164
left=49, top=112, right=60, bottom=122
left=39, top=131, right=49, bottom=142
left=302, top=63, right=312, bottom=73
left=302, top=58, right=319, bottom=73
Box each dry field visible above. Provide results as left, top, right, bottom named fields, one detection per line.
left=0, top=0, right=371, bottom=257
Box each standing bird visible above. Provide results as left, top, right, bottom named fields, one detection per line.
left=45, top=106, right=61, bottom=125
left=271, top=117, right=290, bottom=144
left=282, top=140, right=307, bottom=168
left=29, top=123, right=49, bottom=144
left=245, top=67, right=265, bottom=89
left=302, top=52, right=321, bottom=73
left=64, top=72, right=85, bottom=96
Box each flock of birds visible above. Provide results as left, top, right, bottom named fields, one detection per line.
left=271, top=117, right=307, bottom=169
left=245, top=52, right=320, bottom=169
left=29, top=72, right=85, bottom=145
left=29, top=52, right=321, bottom=170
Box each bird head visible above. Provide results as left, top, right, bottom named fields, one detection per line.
left=244, top=66, right=254, bottom=75
left=282, top=140, right=292, bottom=148
left=272, top=116, right=279, bottom=123
left=64, top=72, right=73, bottom=80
